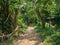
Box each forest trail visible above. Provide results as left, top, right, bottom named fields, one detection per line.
left=12, top=26, right=43, bottom=45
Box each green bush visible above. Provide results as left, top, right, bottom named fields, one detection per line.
left=35, top=25, right=55, bottom=38
left=35, top=24, right=60, bottom=45
left=17, top=13, right=28, bottom=33
left=43, top=33, right=60, bottom=45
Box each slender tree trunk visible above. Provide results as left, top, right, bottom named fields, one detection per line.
left=13, top=9, right=18, bottom=28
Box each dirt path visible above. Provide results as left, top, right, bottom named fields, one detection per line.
left=12, top=26, right=43, bottom=45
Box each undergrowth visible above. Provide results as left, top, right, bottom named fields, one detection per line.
left=35, top=23, right=60, bottom=45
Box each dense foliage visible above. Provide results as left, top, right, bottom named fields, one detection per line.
left=0, top=0, right=60, bottom=45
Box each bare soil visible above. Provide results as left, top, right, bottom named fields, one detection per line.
left=12, top=26, right=43, bottom=45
